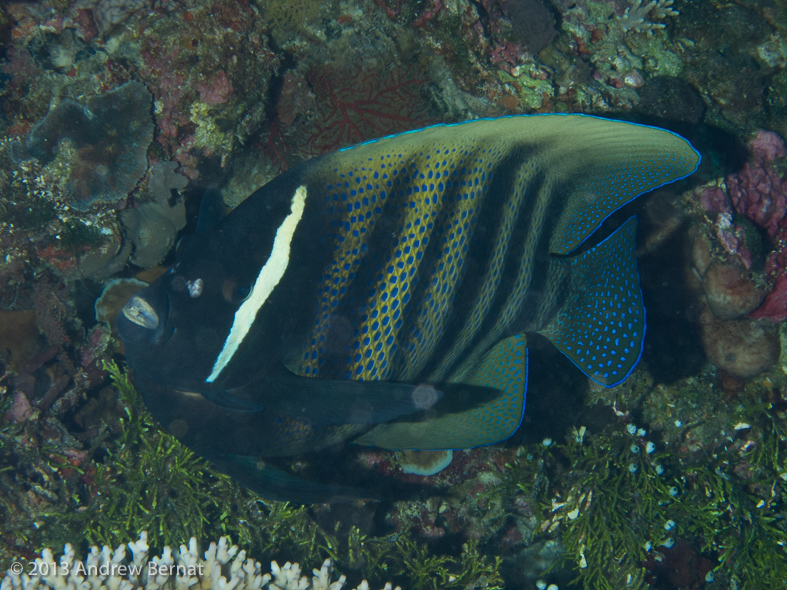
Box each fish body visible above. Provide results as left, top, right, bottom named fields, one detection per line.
left=118, top=115, right=700, bottom=501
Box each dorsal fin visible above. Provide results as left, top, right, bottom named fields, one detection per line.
left=313, top=114, right=700, bottom=257
left=546, top=117, right=700, bottom=254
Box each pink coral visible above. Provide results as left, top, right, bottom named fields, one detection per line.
left=726, top=130, right=787, bottom=321
left=750, top=249, right=787, bottom=321
left=197, top=71, right=233, bottom=105
left=729, top=130, right=787, bottom=240
left=8, top=391, right=35, bottom=423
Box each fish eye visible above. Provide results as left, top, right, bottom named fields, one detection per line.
left=222, top=279, right=251, bottom=303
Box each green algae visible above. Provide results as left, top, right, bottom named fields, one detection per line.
left=500, top=370, right=787, bottom=590
left=6, top=361, right=502, bottom=590
left=57, top=218, right=106, bottom=251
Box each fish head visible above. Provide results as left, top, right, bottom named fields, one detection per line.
left=118, top=179, right=313, bottom=403
left=117, top=230, right=264, bottom=394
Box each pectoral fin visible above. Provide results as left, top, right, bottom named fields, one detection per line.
left=208, top=365, right=444, bottom=426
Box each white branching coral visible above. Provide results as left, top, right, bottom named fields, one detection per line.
left=617, top=0, right=679, bottom=35
left=1, top=533, right=401, bottom=590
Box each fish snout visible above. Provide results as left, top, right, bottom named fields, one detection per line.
left=121, top=294, right=160, bottom=329
left=117, top=286, right=171, bottom=348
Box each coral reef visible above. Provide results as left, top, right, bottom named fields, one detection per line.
left=687, top=225, right=781, bottom=381
left=698, top=307, right=780, bottom=380
left=0, top=532, right=400, bottom=590
left=499, top=0, right=556, bottom=54
left=72, top=0, right=151, bottom=37
left=397, top=450, right=453, bottom=476
left=1, top=0, right=787, bottom=588
left=22, top=81, right=154, bottom=211
left=700, top=261, right=767, bottom=320
left=616, top=1, right=679, bottom=35
left=147, top=161, right=188, bottom=203
left=696, top=130, right=787, bottom=322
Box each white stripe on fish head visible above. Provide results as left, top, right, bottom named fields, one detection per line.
left=206, top=185, right=307, bottom=383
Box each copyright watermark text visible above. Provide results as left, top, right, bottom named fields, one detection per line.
left=8, top=561, right=205, bottom=578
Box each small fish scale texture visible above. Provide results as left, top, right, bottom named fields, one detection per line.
left=408, top=152, right=510, bottom=378
left=551, top=131, right=700, bottom=254
left=543, top=218, right=643, bottom=386
left=435, top=161, right=556, bottom=384
left=295, top=116, right=694, bottom=388
left=464, top=335, right=527, bottom=443
left=298, top=142, right=497, bottom=381
left=428, top=159, right=525, bottom=380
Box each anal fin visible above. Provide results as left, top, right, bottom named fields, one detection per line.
left=355, top=335, right=528, bottom=450
left=212, top=454, right=374, bottom=503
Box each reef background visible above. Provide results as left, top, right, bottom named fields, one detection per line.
left=1, top=1, right=787, bottom=589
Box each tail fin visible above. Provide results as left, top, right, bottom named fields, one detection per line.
left=539, top=217, right=645, bottom=387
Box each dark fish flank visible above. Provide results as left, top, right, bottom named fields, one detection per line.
left=118, top=114, right=701, bottom=501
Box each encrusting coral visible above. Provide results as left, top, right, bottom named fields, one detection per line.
left=22, top=81, right=154, bottom=211
left=0, top=533, right=401, bottom=590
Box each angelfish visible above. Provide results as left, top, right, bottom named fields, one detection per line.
left=118, top=115, right=700, bottom=502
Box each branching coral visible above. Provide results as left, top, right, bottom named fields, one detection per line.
left=617, top=0, right=679, bottom=35
left=304, top=62, right=436, bottom=157
left=0, top=532, right=400, bottom=590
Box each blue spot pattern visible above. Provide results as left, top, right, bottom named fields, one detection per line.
left=463, top=334, right=528, bottom=446
left=541, top=217, right=645, bottom=387
left=298, top=142, right=499, bottom=382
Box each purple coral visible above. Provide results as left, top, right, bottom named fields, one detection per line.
left=729, top=131, right=787, bottom=240
left=695, top=130, right=787, bottom=321
left=729, top=131, right=787, bottom=321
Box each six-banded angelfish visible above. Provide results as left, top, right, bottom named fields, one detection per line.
left=118, top=114, right=700, bottom=502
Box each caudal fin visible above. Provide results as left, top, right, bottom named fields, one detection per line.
left=540, top=217, right=645, bottom=387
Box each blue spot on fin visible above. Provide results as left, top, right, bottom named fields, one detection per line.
left=539, top=217, right=645, bottom=387
left=354, top=335, right=528, bottom=450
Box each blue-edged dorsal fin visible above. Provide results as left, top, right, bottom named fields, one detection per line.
left=354, top=334, right=527, bottom=450
left=316, top=115, right=699, bottom=257
left=539, top=217, right=644, bottom=387
left=547, top=118, right=700, bottom=255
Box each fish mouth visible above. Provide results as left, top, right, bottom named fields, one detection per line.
left=118, top=286, right=171, bottom=347
left=121, top=294, right=160, bottom=329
